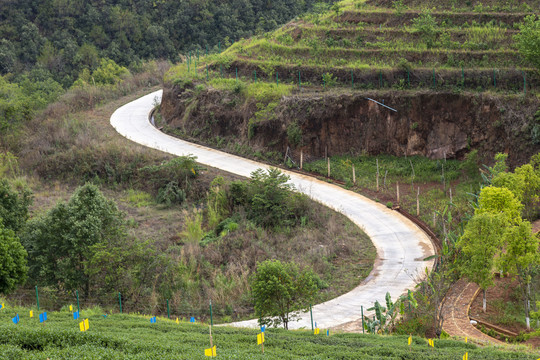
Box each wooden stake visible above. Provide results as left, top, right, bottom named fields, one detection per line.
left=209, top=325, right=213, bottom=350
left=449, top=188, right=453, bottom=203
left=384, top=170, right=388, bottom=188
left=376, top=158, right=379, bottom=192
left=300, top=149, right=303, bottom=170
left=396, top=182, right=400, bottom=204
left=325, top=145, right=328, bottom=160
left=327, top=157, right=330, bottom=178
left=416, top=187, right=420, bottom=216
left=433, top=212, right=436, bottom=227
left=352, top=164, right=356, bottom=185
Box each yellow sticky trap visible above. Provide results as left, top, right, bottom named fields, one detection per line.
left=465, top=337, right=467, bottom=343
left=463, top=352, right=468, bottom=360
left=79, top=319, right=89, bottom=332
left=29, top=310, right=33, bottom=318
left=69, top=305, right=73, bottom=311
left=257, top=332, right=265, bottom=345
left=0, top=303, right=4, bottom=309
left=408, top=335, right=412, bottom=345
left=176, top=317, right=179, bottom=324
left=314, top=328, right=320, bottom=335
left=204, top=345, right=216, bottom=357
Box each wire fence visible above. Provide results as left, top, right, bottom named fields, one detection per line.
left=6, top=287, right=252, bottom=322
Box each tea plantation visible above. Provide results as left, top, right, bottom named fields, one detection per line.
left=0, top=305, right=535, bottom=359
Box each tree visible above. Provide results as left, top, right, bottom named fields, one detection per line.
left=248, top=167, right=295, bottom=228
left=251, top=259, right=319, bottom=329
left=514, top=15, right=540, bottom=71
left=459, top=212, right=505, bottom=312
left=0, top=220, right=28, bottom=294
left=500, top=221, right=539, bottom=330
left=22, top=184, right=125, bottom=297
left=0, top=178, right=32, bottom=234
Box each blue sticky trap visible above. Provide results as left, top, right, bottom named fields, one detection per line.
left=315, top=322, right=317, bottom=328
left=260, top=325, right=265, bottom=333
left=150, top=316, right=156, bottom=323
left=190, top=317, right=195, bottom=323
left=12, top=314, right=20, bottom=324
left=102, top=315, right=107, bottom=318
left=73, top=311, right=79, bottom=320
left=44, top=312, right=47, bottom=321
left=39, top=312, right=47, bottom=323
left=327, top=329, right=329, bottom=336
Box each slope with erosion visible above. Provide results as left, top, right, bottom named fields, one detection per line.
left=160, top=0, right=540, bottom=165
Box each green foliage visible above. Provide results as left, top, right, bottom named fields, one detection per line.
left=180, top=209, right=205, bottom=244
left=286, top=121, right=303, bottom=147
left=125, top=189, right=152, bottom=208
left=0, top=179, right=32, bottom=234
left=411, top=10, right=439, bottom=49
left=0, top=221, right=27, bottom=295
left=514, top=15, right=540, bottom=70
left=459, top=212, right=505, bottom=292
left=251, top=259, right=319, bottom=329
left=156, top=181, right=186, bottom=207
left=76, top=59, right=129, bottom=86
left=322, top=72, right=337, bottom=87
left=22, top=184, right=125, bottom=296
left=364, top=291, right=418, bottom=334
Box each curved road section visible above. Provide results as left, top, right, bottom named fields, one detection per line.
left=111, top=90, right=435, bottom=330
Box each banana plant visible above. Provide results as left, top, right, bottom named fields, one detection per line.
left=363, top=291, right=418, bottom=334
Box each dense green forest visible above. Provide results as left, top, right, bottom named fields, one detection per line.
left=0, top=0, right=334, bottom=86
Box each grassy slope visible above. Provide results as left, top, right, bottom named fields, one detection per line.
left=0, top=306, right=536, bottom=359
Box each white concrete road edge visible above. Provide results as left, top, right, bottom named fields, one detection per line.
left=110, top=89, right=435, bottom=330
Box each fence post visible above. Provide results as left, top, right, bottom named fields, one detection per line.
left=118, top=292, right=122, bottom=314
left=254, top=70, right=257, bottom=83
left=461, top=66, right=464, bottom=87
left=361, top=306, right=365, bottom=333
left=167, top=299, right=170, bottom=319
left=407, top=69, right=410, bottom=88
left=197, top=49, right=199, bottom=61
left=379, top=70, right=382, bottom=88
left=35, top=285, right=40, bottom=311
left=236, top=68, right=238, bottom=83
left=352, top=163, right=356, bottom=185
left=493, top=69, right=496, bottom=88
left=276, top=71, right=279, bottom=86
left=209, top=300, right=214, bottom=327
left=218, top=41, right=221, bottom=53
left=299, top=70, right=301, bottom=90
left=432, top=68, right=436, bottom=88
left=206, top=65, right=209, bottom=81
left=310, top=304, right=314, bottom=331
left=76, top=290, right=80, bottom=313
left=351, top=69, right=354, bottom=89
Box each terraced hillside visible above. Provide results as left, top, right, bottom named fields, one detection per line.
left=207, top=0, right=540, bottom=92
left=160, top=0, right=540, bottom=165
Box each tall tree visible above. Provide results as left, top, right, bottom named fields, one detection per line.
left=0, top=220, right=28, bottom=295
left=22, top=183, right=124, bottom=297
left=251, top=259, right=319, bottom=329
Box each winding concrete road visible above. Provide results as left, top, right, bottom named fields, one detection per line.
left=110, top=90, right=435, bottom=330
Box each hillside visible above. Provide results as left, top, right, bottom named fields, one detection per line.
left=0, top=306, right=536, bottom=359
left=160, top=0, right=540, bottom=166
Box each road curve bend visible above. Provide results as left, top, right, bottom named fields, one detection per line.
left=110, top=90, right=435, bottom=330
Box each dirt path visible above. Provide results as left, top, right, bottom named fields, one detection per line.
left=442, top=279, right=504, bottom=345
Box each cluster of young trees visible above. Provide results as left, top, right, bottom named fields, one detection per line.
left=459, top=153, right=540, bottom=330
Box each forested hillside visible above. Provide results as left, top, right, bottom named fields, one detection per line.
left=0, top=0, right=334, bottom=86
